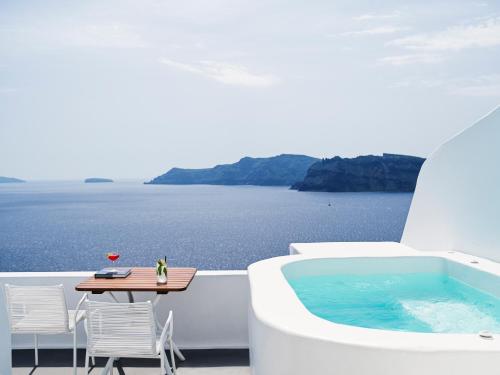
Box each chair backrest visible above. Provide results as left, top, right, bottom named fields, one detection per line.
left=85, top=300, right=157, bottom=358
left=4, top=284, right=69, bottom=334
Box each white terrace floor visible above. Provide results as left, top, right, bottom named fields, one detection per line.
left=12, top=349, right=250, bottom=375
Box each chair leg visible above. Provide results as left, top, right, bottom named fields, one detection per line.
left=73, top=330, right=77, bottom=375
left=172, top=341, right=185, bottom=361
left=34, top=334, right=38, bottom=366
left=83, top=318, right=92, bottom=367
left=169, top=339, right=176, bottom=375
left=160, top=351, right=165, bottom=375
left=162, top=350, right=173, bottom=375
left=84, top=352, right=90, bottom=375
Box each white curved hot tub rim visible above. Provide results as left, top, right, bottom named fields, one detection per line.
left=248, top=249, right=500, bottom=353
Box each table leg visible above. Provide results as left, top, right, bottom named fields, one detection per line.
left=104, top=291, right=135, bottom=303
left=127, top=291, right=134, bottom=303
left=153, top=294, right=162, bottom=306
left=107, top=291, right=119, bottom=303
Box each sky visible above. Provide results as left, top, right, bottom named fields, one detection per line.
left=0, top=0, right=499, bottom=180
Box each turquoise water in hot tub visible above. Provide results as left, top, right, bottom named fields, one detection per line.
left=287, top=273, right=500, bottom=333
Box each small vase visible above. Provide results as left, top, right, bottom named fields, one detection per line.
left=157, top=273, right=167, bottom=284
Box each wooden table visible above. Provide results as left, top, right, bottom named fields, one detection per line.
left=76, top=267, right=197, bottom=301
left=75, top=267, right=197, bottom=361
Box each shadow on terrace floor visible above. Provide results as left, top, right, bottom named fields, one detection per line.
left=12, top=349, right=250, bottom=375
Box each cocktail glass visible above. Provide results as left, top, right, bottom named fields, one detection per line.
left=106, top=252, right=120, bottom=272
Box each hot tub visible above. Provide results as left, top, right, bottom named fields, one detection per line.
left=248, top=246, right=500, bottom=375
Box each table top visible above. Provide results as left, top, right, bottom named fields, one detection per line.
left=75, top=267, right=197, bottom=294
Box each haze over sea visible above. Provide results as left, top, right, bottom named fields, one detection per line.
left=0, top=181, right=412, bottom=271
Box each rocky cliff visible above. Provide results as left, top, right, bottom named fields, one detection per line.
left=146, top=154, right=319, bottom=186
left=291, top=154, right=425, bottom=192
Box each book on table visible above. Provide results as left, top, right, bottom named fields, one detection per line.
left=94, top=267, right=132, bottom=279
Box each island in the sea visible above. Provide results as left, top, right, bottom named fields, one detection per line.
left=0, top=176, right=26, bottom=183
left=147, top=153, right=425, bottom=192
left=291, top=153, right=425, bottom=192
left=146, top=154, right=319, bottom=186
left=84, top=178, right=114, bottom=183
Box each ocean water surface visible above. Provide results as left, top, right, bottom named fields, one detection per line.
left=0, top=181, right=412, bottom=271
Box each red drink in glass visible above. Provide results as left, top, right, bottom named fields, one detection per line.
left=107, top=253, right=120, bottom=262
left=106, top=252, right=120, bottom=271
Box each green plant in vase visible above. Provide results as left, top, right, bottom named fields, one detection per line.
left=156, top=257, right=168, bottom=284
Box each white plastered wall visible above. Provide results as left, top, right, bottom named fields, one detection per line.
left=402, top=106, right=500, bottom=260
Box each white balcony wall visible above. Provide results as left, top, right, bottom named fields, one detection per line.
left=0, top=270, right=249, bottom=374
left=402, top=106, right=500, bottom=261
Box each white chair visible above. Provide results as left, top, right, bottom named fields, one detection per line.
left=4, top=284, right=86, bottom=375
left=84, top=299, right=176, bottom=375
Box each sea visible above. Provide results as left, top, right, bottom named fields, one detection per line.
left=0, top=181, right=413, bottom=271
